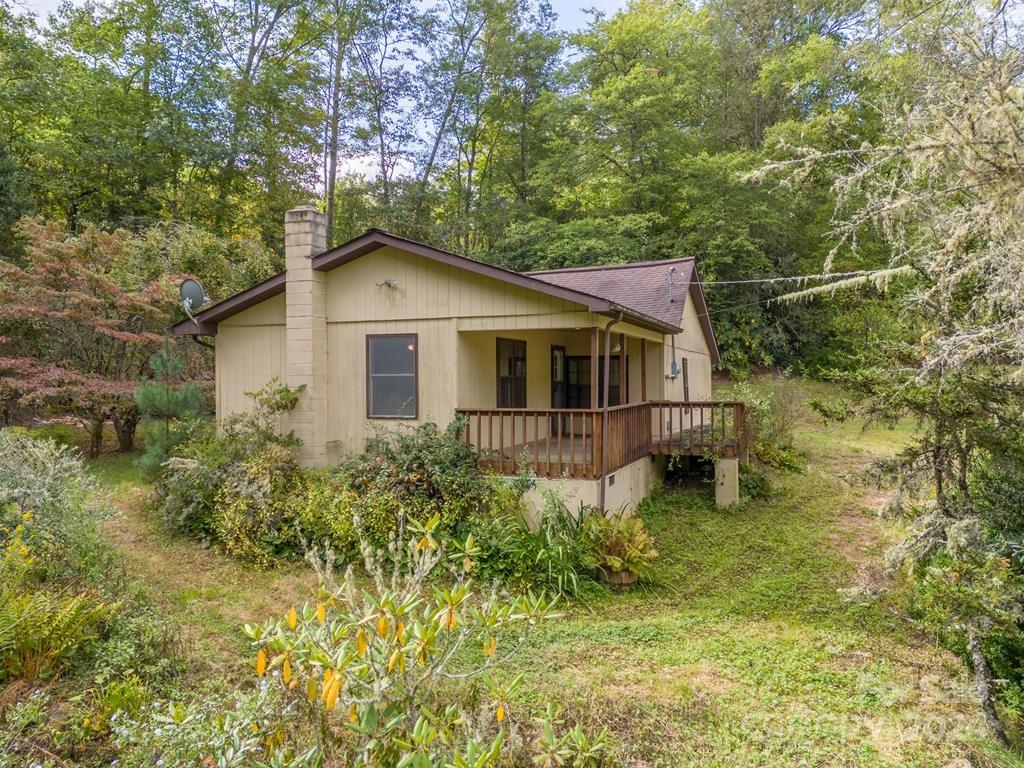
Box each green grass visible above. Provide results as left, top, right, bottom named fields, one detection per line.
left=85, top=452, right=317, bottom=682
left=499, top=475, right=991, bottom=767
left=82, top=377, right=1024, bottom=766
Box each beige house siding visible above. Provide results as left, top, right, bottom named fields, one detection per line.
left=325, top=318, right=459, bottom=457
left=211, top=244, right=716, bottom=460
left=215, top=295, right=287, bottom=419
left=659, top=285, right=712, bottom=403
left=323, top=246, right=585, bottom=323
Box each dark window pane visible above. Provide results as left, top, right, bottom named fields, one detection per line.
left=369, top=335, right=415, bottom=375
left=369, top=374, right=416, bottom=417
left=368, top=335, right=417, bottom=417
left=497, top=339, right=526, bottom=408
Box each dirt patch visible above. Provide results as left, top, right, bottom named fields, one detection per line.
left=678, top=660, right=737, bottom=698
left=826, top=483, right=895, bottom=600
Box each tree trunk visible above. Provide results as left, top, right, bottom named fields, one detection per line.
left=967, top=628, right=1009, bottom=745
left=112, top=408, right=139, bottom=453
left=89, top=417, right=105, bottom=459
left=325, top=11, right=347, bottom=240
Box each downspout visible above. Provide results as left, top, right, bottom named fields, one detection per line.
left=599, top=310, right=623, bottom=512
left=667, top=266, right=680, bottom=379
left=191, top=336, right=215, bottom=351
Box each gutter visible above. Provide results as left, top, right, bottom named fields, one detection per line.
left=605, top=303, right=680, bottom=336
left=598, top=310, right=623, bottom=513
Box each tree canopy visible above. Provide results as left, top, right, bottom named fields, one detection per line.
left=0, top=0, right=897, bottom=373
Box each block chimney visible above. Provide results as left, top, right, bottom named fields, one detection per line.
left=284, top=205, right=328, bottom=466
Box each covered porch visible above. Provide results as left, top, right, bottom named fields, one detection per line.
left=454, top=326, right=745, bottom=481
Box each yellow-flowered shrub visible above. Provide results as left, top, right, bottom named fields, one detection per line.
left=244, top=515, right=562, bottom=767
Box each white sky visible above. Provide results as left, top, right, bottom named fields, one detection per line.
left=12, top=0, right=629, bottom=33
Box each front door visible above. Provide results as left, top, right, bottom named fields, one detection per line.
left=565, top=356, right=625, bottom=409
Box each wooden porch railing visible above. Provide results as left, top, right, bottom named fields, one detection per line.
left=603, top=403, right=652, bottom=471
left=456, top=400, right=745, bottom=480
left=455, top=408, right=602, bottom=479
left=648, top=400, right=746, bottom=459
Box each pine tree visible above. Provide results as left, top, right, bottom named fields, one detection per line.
left=135, top=347, right=201, bottom=475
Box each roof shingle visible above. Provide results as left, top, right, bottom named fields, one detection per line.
left=528, top=258, right=695, bottom=328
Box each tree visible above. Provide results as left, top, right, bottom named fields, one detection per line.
left=758, top=0, right=1024, bottom=739
left=135, top=347, right=201, bottom=475
left=0, top=219, right=175, bottom=456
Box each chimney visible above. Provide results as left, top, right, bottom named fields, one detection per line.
left=284, top=205, right=328, bottom=466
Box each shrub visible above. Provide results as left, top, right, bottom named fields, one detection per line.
left=337, top=417, right=490, bottom=536
left=292, top=470, right=360, bottom=556
left=156, top=422, right=232, bottom=542
left=213, top=443, right=304, bottom=567
left=153, top=379, right=304, bottom=548
left=730, top=379, right=804, bottom=472
left=112, top=680, right=313, bottom=768
left=0, top=428, right=111, bottom=584
left=739, top=462, right=772, bottom=500
left=244, top=514, right=557, bottom=767
left=581, top=511, right=659, bottom=581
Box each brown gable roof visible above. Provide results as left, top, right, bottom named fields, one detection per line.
left=170, top=229, right=692, bottom=339
left=527, top=258, right=694, bottom=328
left=529, top=259, right=720, bottom=364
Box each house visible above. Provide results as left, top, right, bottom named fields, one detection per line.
left=171, top=206, right=745, bottom=510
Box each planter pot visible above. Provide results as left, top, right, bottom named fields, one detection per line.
left=596, top=567, right=638, bottom=587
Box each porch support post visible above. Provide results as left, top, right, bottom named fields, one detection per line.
left=589, top=328, right=599, bottom=406
left=715, top=457, right=740, bottom=507
left=618, top=332, right=626, bottom=403
left=599, top=313, right=622, bottom=510
left=640, top=339, right=647, bottom=401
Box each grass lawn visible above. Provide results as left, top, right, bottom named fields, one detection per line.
left=86, top=377, right=1023, bottom=767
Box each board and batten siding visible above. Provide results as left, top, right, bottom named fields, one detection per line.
left=215, top=294, right=287, bottom=419
left=321, top=246, right=603, bottom=455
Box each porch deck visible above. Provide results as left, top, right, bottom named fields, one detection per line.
left=456, top=401, right=746, bottom=479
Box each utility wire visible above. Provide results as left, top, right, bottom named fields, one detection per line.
left=702, top=268, right=892, bottom=286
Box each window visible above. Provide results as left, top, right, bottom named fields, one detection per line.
left=496, top=338, right=526, bottom=408
left=367, top=334, right=417, bottom=418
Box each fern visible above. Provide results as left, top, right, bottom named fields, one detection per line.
left=0, top=585, right=116, bottom=680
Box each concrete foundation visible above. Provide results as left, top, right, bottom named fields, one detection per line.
left=715, top=457, right=740, bottom=507
left=518, top=454, right=664, bottom=522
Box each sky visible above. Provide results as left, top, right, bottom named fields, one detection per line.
left=12, top=0, right=630, bottom=32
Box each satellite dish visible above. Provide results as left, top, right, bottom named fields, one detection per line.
left=179, top=279, right=209, bottom=324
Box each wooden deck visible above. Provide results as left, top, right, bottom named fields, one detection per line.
left=456, top=401, right=746, bottom=479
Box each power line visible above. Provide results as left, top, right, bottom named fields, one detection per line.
left=702, top=268, right=892, bottom=286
